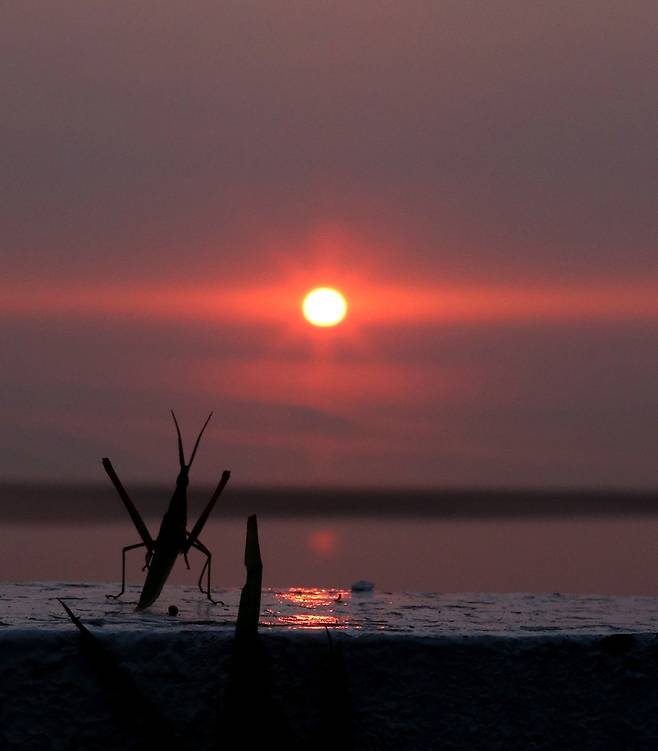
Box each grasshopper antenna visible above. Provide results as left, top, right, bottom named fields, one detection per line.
left=171, top=410, right=185, bottom=467
left=188, top=412, right=213, bottom=468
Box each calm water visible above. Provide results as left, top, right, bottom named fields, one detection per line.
left=2, top=514, right=658, bottom=596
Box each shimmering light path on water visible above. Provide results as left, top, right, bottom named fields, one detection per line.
left=2, top=583, right=657, bottom=636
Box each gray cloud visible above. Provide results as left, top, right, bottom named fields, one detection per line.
left=2, top=2, right=656, bottom=282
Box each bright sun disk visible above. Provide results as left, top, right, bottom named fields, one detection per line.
left=302, top=287, right=348, bottom=327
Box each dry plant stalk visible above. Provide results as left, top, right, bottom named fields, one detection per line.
left=235, top=514, right=262, bottom=641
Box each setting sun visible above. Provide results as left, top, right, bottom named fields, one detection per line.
left=302, top=287, right=348, bottom=327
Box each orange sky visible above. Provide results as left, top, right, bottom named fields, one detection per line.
left=2, top=277, right=657, bottom=325
left=1, top=3, right=657, bottom=489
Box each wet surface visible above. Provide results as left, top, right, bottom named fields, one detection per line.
left=2, top=582, right=658, bottom=635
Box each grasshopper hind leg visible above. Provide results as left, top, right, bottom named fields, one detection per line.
left=106, top=542, right=149, bottom=600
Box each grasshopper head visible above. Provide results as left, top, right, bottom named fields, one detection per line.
left=176, top=466, right=190, bottom=488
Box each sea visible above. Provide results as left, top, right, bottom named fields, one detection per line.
left=1, top=483, right=657, bottom=596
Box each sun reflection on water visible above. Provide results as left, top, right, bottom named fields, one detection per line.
left=262, top=587, right=356, bottom=630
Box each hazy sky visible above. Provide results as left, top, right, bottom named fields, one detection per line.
left=1, top=2, right=656, bottom=488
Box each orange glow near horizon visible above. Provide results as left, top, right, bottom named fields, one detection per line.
left=1, top=279, right=657, bottom=327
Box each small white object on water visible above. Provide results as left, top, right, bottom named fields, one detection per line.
left=351, top=580, right=374, bottom=592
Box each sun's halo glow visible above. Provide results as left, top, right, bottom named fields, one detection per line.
left=302, top=287, right=348, bottom=327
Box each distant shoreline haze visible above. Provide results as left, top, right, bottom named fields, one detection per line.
left=1, top=483, right=656, bottom=522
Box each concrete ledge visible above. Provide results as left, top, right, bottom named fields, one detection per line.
left=1, top=629, right=657, bottom=750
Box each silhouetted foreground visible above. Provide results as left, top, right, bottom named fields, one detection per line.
left=1, top=629, right=657, bottom=749
left=3, top=510, right=657, bottom=749
left=58, top=600, right=177, bottom=751
left=220, top=515, right=295, bottom=747
left=52, top=517, right=351, bottom=750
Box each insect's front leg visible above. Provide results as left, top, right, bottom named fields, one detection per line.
left=107, top=542, right=148, bottom=599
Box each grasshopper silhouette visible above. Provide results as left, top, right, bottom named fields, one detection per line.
left=102, top=411, right=230, bottom=610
